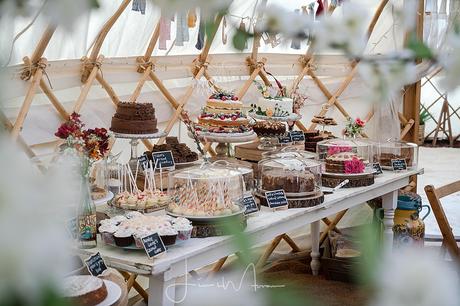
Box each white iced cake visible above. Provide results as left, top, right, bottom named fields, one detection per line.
left=254, top=97, right=293, bottom=117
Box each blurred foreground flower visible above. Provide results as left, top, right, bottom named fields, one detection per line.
left=369, top=248, right=460, bottom=306
left=0, top=135, right=79, bottom=304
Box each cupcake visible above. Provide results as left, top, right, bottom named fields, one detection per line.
left=113, top=228, right=134, bottom=247
left=111, top=215, right=127, bottom=225
left=126, top=211, right=143, bottom=219
left=158, top=227, right=178, bottom=246
left=173, top=218, right=193, bottom=241
left=133, top=229, right=153, bottom=248
left=99, top=224, right=118, bottom=245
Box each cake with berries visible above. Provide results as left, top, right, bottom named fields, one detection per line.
left=325, top=152, right=365, bottom=174
left=196, top=91, right=252, bottom=133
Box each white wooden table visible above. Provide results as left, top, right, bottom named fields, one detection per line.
left=76, top=169, right=420, bottom=306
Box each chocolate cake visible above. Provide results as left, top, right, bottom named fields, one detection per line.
left=147, top=137, right=198, bottom=164
left=253, top=120, right=286, bottom=136
left=110, top=102, right=158, bottom=134
left=304, top=130, right=334, bottom=153
left=325, top=152, right=364, bottom=174
left=374, top=152, right=413, bottom=167
left=262, top=168, right=316, bottom=193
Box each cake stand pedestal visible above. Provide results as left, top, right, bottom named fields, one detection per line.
left=192, top=131, right=258, bottom=158
left=113, top=131, right=166, bottom=169
left=249, top=112, right=302, bottom=151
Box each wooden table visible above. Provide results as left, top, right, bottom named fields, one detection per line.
left=76, top=169, right=420, bottom=306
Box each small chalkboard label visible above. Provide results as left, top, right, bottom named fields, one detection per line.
left=142, top=232, right=166, bottom=259
left=243, top=195, right=259, bottom=215
left=371, top=163, right=383, bottom=175
left=289, top=131, right=305, bottom=142
left=265, top=190, right=288, bottom=209
left=278, top=135, right=292, bottom=144
left=152, top=151, right=175, bottom=169
left=391, top=159, right=407, bottom=171
left=85, top=252, right=107, bottom=276
left=138, top=153, right=150, bottom=170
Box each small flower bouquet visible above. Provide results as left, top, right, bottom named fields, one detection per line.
left=344, top=117, right=366, bottom=138
left=55, top=112, right=113, bottom=175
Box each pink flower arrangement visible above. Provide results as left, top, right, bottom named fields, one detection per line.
left=355, top=118, right=365, bottom=127
left=327, top=146, right=352, bottom=156
left=344, top=157, right=365, bottom=174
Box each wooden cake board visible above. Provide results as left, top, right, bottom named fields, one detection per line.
left=322, top=173, right=375, bottom=188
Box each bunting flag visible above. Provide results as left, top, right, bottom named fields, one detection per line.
left=132, top=0, right=146, bottom=15
left=316, top=0, right=324, bottom=17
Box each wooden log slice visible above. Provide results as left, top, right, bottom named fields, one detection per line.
left=322, top=173, right=374, bottom=188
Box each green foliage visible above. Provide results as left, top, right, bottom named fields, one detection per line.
left=407, top=34, right=434, bottom=60
left=419, top=109, right=431, bottom=125
left=1, top=285, right=70, bottom=306
left=233, top=28, right=252, bottom=51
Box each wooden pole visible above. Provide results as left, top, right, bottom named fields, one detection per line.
left=96, top=72, right=120, bottom=106
left=157, top=66, right=206, bottom=145
left=130, top=65, right=153, bottom=102
left=256, top=234, right=283, bottom=269
left=367, top=0, right=389, bottom=39
left=149, top=71, right=180, bottom=109
left=82, top=0, right=131, bottom=82
left=39, top=78, right=69, bottom=120
left=0, top=111, right=36, bottom=158
left=12, top=58, right=47, bottom=140
left=236, top=58, right=267, bottom=99
left=74, top=55, right=104, bottom=112
left=139, top=22, right=161, bottom=72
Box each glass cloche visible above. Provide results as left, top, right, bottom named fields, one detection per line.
left=211, top=160, right=255, bottom=193
left=167, top=162, right=245, bottom=217
left=261, top=146, right=317, bottom=160
left=373, top=139, right=418, bottom=170
left=258, top=151, right=322, bottom=196
left=317, top=138, right=373, bottom=174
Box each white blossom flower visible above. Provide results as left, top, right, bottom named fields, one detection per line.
left=370, top=248, right=460, bottom=306
left=41, top=0, right=96, bottom=30
left=390, top=0, right=417, bottom=31
left=358, top=57, right=416, bottom=103
left=0, top=135, right=79, bottom=303
left=313, top=2, right=368, bottom=56
left=439, top=30, right=460, bottom=91
left=150, top=0, right=232, bottom=15
left=256, top=5, right=312, bottom=40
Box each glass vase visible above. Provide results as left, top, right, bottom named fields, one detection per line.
left=77, top=175, right=97, bottom=249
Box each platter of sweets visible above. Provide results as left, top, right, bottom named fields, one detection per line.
left=99, top=212, right=193, bottom=249
left=108, top=163, right=170, bottom=213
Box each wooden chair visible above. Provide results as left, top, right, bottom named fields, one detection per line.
left=424, top=180, right=460, bottom=261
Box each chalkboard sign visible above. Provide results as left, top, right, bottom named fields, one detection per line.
left=265, top=190, right=288, bottom=209
left=142, top=232, right=166, bottom=259
left=371, top=163, right=383, bottom=175
left=391, top=159, right=407, bottom=171
left=138, top=153, right=150, bottom=170
left=85, top=252, right=107, bottom=276
left=289, top=131, right=305, bottom=142
left=278, top=135, right=292, bottom=144
left=152, top=151, right=175, bottom=169
left=243, top=195, right=259, bottom=215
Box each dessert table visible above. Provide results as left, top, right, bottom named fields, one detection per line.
left=75, top=169, right=421, bottom=306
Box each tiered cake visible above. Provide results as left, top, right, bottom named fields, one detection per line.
left=110, top=102, right=158, bottom=134
left=250, top=81, right=294, bottom=117
left=196, top=91, right=251, bottom=134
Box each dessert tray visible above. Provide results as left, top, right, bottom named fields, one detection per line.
left=94, top=191, right=114, bottom=206
left=248, top=112, right=302, bottom=122
left=192, top=130, right=257, bottom=143
left=113, top=131, right=166, bottom=139
left=166, top=206, right=245, bottom=222
left=97, top=280, right=122, bottom=306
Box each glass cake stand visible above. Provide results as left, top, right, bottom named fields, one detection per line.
left=113, top=131, right=166, bottom=170
left=248, top=113, right=302, bottom=151
left=191, top=130, right=258, bottom=157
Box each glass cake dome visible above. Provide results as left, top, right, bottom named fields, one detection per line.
left=211, top=160, right=255, bottom=193
left=317, top=138, right=373, bottom=174
left=167, top=162, right=245, bottom=217
left=258, top=151, right=322, bottom=196
left=373, top=139, right=418, bottom=170
left=261, top=146, right=317, bottom=160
